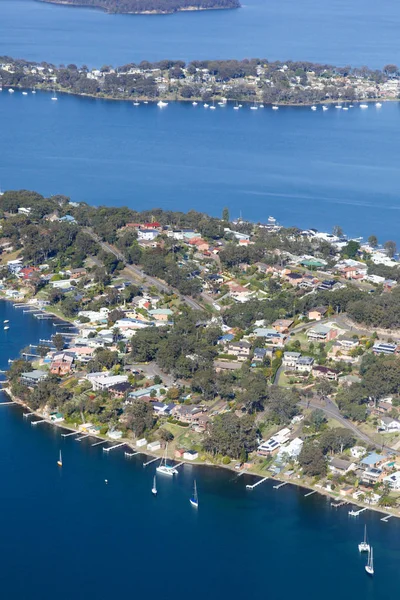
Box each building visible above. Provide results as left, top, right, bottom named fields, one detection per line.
left=312, top=365, right=339, bottom=381
left=88, top=374, right=128, bottom=391
left=373, top=342, right=398, bottom=355
left=383, top=471, right=400, bottom=490
left=361, top=467, right=382, bottom=485
left=20, top=370, right=48, bottom=386
left=257, top=428, right=291, bottom=456
left=228, top=341, right=251, bottom=361
left=272, top=319, right=293, bottom=333
left=183, top=450, right=198, bottom=461
left=253, top=328, right=286, bottom=346
left=282, top=352, right=301, bottom=368
left=328, top=458, right=356, bottom=475
left=137, top=229, right=159, bottom=241
left=108, top=382, right=133, bottom=399
left=277, top=437, right=303, bottom=461
left=295, top=356, right=314, bottom=372
left=307, top=324, right=338, bottom=342
left=380, top=416, right=400, bottom=432
left=148, top=308, right=173, bottom=322
left=308, top=307, right=328, bottom=321
left=253, top=348, right=267, bottom=363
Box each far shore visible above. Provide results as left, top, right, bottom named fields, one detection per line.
left=35, top=0, right=239, bottom=15
left=3, top=386, right=399, bottom=522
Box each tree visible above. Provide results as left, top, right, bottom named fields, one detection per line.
left=53, top=333, right=65, bottom=351
left=342, top=240, right=360, bottom=259
left=202, top=413, right=257, bottom=458
left=368, top=234, right=378, bottom=248
left=125, top=401, right=155, bottom=437
left=222, top=207, right=230, bottom=222
left=310, top=408, right=326, bottom=431
left=384, top=240, right=397, bottom=258
left=298, top=440, right=327, bottom=477
left=159, top=428, right=174, bottom=442
left=333, top=225, right=343, bottom=237
left=320, top=428, right=355, bottom=454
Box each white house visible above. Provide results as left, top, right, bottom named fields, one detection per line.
left=87, top=374, right=128, bottom=391
left=183, top=450, right=199, bottom=461
left=277, top=437, right=303, bottom=461
left=380, top=416, right=400, bottom=432
left=383, top=471, right=400, bottom=490
left=138, top=229, right=159, bottom=241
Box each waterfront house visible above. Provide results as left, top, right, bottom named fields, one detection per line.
left=136, top=438, right=147, bottom=447
left=183, top=450, right=199, bottom=461
left=379, top=416, right=400, bottom=432
left=328, top=458, right=356, bottom=475
left=107, top=429, right=123, bottom=440
left=257, top=428, right=291, bottom=456
left=277, top=437, right=303, bottom=461
left=20, top=369, right=48, bottom=386
left=383, top=471, right=400, bottom=490
left=147, top=441, right=161, bottom=452
left=49, top=412, right=64, bottom=423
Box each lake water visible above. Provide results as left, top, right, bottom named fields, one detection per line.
left=1, top=89, right=400, bottom=241
left=1, top=0, right=400, bottom=67
left=0, top=301, right=399, bottom=599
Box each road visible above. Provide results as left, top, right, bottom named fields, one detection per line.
left=86, top=229, right=205, bottom=312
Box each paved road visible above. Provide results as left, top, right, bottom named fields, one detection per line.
left=85, top=229, right=205, bottom=312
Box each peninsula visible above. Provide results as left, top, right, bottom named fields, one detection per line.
left=3, top=189, right=400, bottom=515
left=36, top=0, right=240, bottom=15
left=1, top=56, right=399, bottom=105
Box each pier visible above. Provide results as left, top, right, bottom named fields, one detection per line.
left=23, top=412, right=34, bottom=418
left=31, top=419, right=46, bottom=426
left=143, top=456, right=162, bottom=467
left=91, top=439, right=108, bottom=447
left=76, top=435, right=89, bottom=441
left=61, top=431, right=79, bottom=438
left=273, top=481, right=287, bottom=489
left=331, top=500, right=349, bottom=508
left=348, top=507, right=367, bottom=516
left=0, top=401, right=15, bottom=406
left=304, top=490, right=316, bottom=497
left=125, top=450, right=141, bottom=457
left=381, top=514, right=393, bottom=522
left=246, top=476, right=268, bottom=490
left=103, top=442, right=126, bottom=453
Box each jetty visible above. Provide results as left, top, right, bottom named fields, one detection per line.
left=331, top=500, right=349, bottom=508
left=61, top=431, right=79, bottom=438
left=91, top=439, right=108, bottom=447
left=31, top=419, right=46, bottom=426
left=348, top=507, right=367, bottom=516
left=304, top=490, right=316, bottom=497
left=125, top=450, right=141, bottom=457
left=143, top=456, right=161, bottom=467
left=273, top=481, right=287, bottom=489
left=103, top=442, right=126, bottom=453
left=23, top=412, right=34, bottom=418
left=0, top=401, right=15, bottom=406
left=381, top=514, right=393, bottom=522
left=76, top=434, right=89, bottom=442
left=246, top=476, right=268, bottom=490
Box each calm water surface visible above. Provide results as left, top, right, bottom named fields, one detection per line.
left=1, top=89, right=400, bottom=240
left=0, top=301, right=399, bottom=598
left=0, top=0, right=400, bottom=67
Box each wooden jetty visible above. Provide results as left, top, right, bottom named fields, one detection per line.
left=0, top=401, right=15, bottom=406
left=273, top=481, right=287, bottom=490
left=331, top=500, right=349, bottom=508
left=31, top=419, right=46, bottom=426
left=23, top=412, right=35, bottom=418
left=91, top=439, right=108, bottom=447
left=61, top=431, right=79, bottom=438
left=143, top=456, right=162, bottom=467
left=304, top=490, right=316, bottom=497
left=103, top=442, right=126, bottom=453
left=246, top=476, right=268, bottom=490
left=381, top=514, right=393, bottom=522
left=125, top=450, right=141, bottom=458
left=348, top=507, right=367, bottom=517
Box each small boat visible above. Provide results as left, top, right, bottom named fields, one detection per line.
left=157, top=100, right=168, bottom=108
left=218, top=101, right=226, bottom=106
left=105, top=479, right=108, bottom=484
left=8, top=89, right=14, bottom=93
left=4, top=326, right=9, bottom=330
left=365, top=546, right=374, bottom=576
left=156, top=444, right=178, bottom=476
left=250, top=104, right=258, bottom=110
left=144, top=101, right=148, bottom=104
left=57, top=450, right=62, bottom=467
left=335, top=105, right=342, bottom=109
left=322, top=105, right=329, bottom=111
left=358, top=525, right=370, bottom=553
left=133, top=102, right=140, bottom=106
left=210, top=104, right=216, bottom=110
left=311, top=105, right=317, bottom=111
left=349, top=104, right=354, bottom=108
left=51, top=96, right=58, bottom=101
left=192, top=101, right=198, bottom=106
left=259, top=104, right=264, bottom=108
left=22, top=91, right=28, bottom=96
left=4, top=320, right=9, bottom=323
left=272, top=105, right=279, bottom=110
left=233, top=105, right=240, bottom=110
left=360, top=104, right=368, bottom=109
left=190, top=480, right=199, bottom=508
left=238, top=104, right=242, bottom=107
left=32, top=90, right=36, bottom=94
left=343, top=107, right=349, bottom=111
left=152, top=475, right=157, bottom=495
left=203, top=103, right=209, bottom=108
left=376, top=102, right=382, bottom=108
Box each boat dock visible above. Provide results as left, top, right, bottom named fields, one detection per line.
left=61, top=431, right=79, bottom=438
left=273, top=481, right=287, bottom=489
left=381, top=514, right=393, bottom=522
left=0, top=401, right=15, bottom=406
left=125, top=450, right=141, bottom=457
left=331, top=500, right=349, bottom=508
left=143, top=456, right=162, bottom=467
left=246, top=476, right=268, bottom=490
left=173, top=462, right=184, bottom=470
left=349, top=507, right=367, bottom=516
left=91, top=439, right=108, bottom=447
left=31, top=419, right=46, bottom=426
left=76, top=435, right=89, bottom=442
left=304, top=490, right=316, bottom=497
left=103, top=442, right=126, bottom=453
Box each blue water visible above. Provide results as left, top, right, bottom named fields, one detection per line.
left=1, top=0, right=400, bottom=67
left=1, top=89, right=400, bottom=241
left=0, top=300, right=399, bottom=598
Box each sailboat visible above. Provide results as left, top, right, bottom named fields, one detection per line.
left=190, top=480, right=198, bottom=508
left=4, top=320, right=9, bottom=323
left=152, top=475, right=157, bottom=495
left=156, top=443, right=178, bottom=476
left=3, top=326, right=9, bottom=330
left=358, top=525, right=370, bottom=553
left=365, top=546, right=374, bottom=576
left=57, top=450, right=63, bottom=467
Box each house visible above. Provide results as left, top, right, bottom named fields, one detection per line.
left=379, top=416, right=400, bottom=432
left=308, top=307, right=328, bottom=321
left=147, top=441, right=161, bottom=451
left=285, top=272, right=303, bottom=286
left=218, top=333, right=235, bottom=346
left=253, top=328, right=285, bottom=346
left=373, top=342, right=398, bottom=355
left=183, top=450, right=199, bottom=461
left=108, top=382, right=133, bottom=399
left=88, top=374, right=128, bottom=391
left=128, top=385, right=165, bottom=401
left=49, top=412, right=64, bottom=423
left=307, top=324, right=338, bottom=342
left=228, top=341, right=251, bottom=361
left=50, top=360, right=73, bottom=376
left=148, top=308, right=173, bottom=322
left=136, top=438, right=147, bottom=447
left=20, top=369, right=48, bottom=386
left=272, top=319, right=293, bottom=333
left=312, top=365, right=339, bottom=381
left=361, top=452, right=386, bottom=469
left=282, top=352, right=301, bottom=368
left=137, top=229, right=159, bottom=241
left=107, top=429, right=123, bottom=440
left=328, top=458, right=356, bottom=474
left=350, top=446, right=367, bottom=459
left=152, top=402, right=175, bottom=415
left=277, top=437, right=303, bottom=461
left=295, top=356, right=314, bottom=372
left=257, top=428, right=291, bottom=456
left=171, top=405, right=203, bottom=424
left=383, top=471, right=400, bottom=490
left=361, top=467, right=382, bottom=485
left=338, top=337, right=359, bottom=350
left=318, top=280, right=336, bottom=291
left=253, top=348, right=267, bottom=363
left=69, top=268, right=87, bottom=279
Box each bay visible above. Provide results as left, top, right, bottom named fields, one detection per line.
left=0, top=0, right=400, bottom=67
left=1, top=89, right=400, bottom=241
left=0, top=301, right=399, bottom=599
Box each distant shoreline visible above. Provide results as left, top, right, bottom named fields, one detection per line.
left=35, top=0, right=240, bottom=15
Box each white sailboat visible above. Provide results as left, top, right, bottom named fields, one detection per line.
left=152, top=475, right=157, bottom=495
left=190, top=480, right=198, bottom=508
left=365, top=546, right=374, bottom=576
left=358, top=525, right=370, bottom=553
left=3, top=326, right=9, bottom=330
left=192, top=101, right=198, bottom=106
left=272, top=105, right=279, bottom=110
left=4, top=320, right=9, bottom=323
left=57, top=450, right=63, bottom=467
left=156, top=444, right=178, bottom=476
left=157, top=100, right=168, bottom=108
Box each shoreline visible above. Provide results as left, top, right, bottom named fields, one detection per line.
left=35, top=0, right=240, bottom=15
left=4, top=386, right=399, bottom=522
left=3, top=84, right=393, bottom=109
